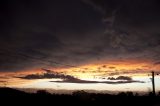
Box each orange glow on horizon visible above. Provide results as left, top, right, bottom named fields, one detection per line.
left=0, top=59, right=160, bottom=89
left=0, top=59, right=159, bottom=78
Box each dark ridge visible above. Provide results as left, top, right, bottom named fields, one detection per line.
left=0, top=87, right=160, bottom=106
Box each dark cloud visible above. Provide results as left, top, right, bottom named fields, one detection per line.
left=18, top=69, right=77, bottom=80
left=0, top=0, right=160, bottom=72
left=0, top=0, right=104, bottom=71
left=108, top=76, right=132, bottom=81
left=85, top=0, right=160, bottom=55
left=51, top=80, right=144, bottom=84
left=154, top=62, right=160, bottom=65
left=18, top=69, right=144, bottom=84
left=19, top=71, right=144, bottom=84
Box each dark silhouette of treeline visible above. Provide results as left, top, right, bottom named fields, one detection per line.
left=0, top=87, right=160, bottom=106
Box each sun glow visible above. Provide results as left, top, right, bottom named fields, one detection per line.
left=0, top=59, right=159, bottom=79
left=0, top=59, right=160, bottom=89
left=57, top=60, right=159, bottom=79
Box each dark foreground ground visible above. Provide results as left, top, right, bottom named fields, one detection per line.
left=0, top=87, right=160, bottom=106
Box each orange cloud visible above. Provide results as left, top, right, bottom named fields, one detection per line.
left=1, top=59, right=159, bottom=79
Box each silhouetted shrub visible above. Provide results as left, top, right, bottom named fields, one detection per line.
left=37, top=90, right=51, bottom=95
left=126, top=92, right=134, bottom=96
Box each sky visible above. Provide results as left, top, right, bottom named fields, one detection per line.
left=0, top=0, right=160, bottom=93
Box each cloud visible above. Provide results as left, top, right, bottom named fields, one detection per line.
left=50, top=78, right=144, bottom=84
left=0, top=0, right=160, bottom=72
left=108, top=76, right=132, bottom=81
left=18, top=69, right=144, bottom=84
left=0, top=0, right=104, bottom=71
left=18, top=69, right=77, bottom=80
left=154, top=62, right=160, bottom=65
left=108, top=67, right=116, bottom=69
left=83, top=0, right=160, bottom=63
left=81, top=0, right=106, bottom=15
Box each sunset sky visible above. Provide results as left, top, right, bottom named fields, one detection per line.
left=0, top=0, right=160, bottom=93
